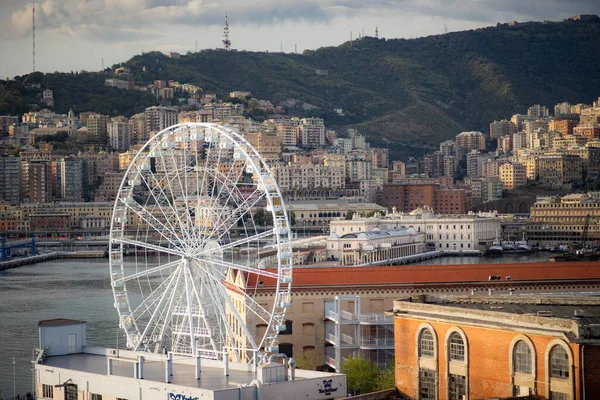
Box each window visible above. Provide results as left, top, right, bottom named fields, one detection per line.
left=303, top=345, right=316, bottom=360
left=550, top=392, right=569, bottom=400
left=550, top=345, right=569, bottom=378
left=370, top=299, right=384, bottom=312
left=449, top=332, right=465, bottom=362
left=42, top=384, right=53, bottom=399
left=65, top=384, right=78, bottom=400
left=91, top=394, right=102, bottom=400
left=448, top=374, right=466, bottom=400
left=280, top=320, right=293, bottom=335
left=302, top=323, right=315, bottom=336
left=279, top=343, right=293, bottom=358
left=513, top=340, right=532, bottom=374
left=419, top=368, right=436, bottom=400
left=419, top=329, right=435, bottom=358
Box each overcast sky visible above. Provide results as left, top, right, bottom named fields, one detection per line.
left=1, top=0, right=599, bottom=78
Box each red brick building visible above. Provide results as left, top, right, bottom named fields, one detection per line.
left=392, top=295, right=600, bottom=400
left=378, top=183, right=469, bottom=214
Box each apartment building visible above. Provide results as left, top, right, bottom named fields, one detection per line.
left=526, top=193, right=600, bottom=246
left=86, top=114, right=110, bottom=144
left=499, top=162, right=527, bottom=190
left=298, top=118, right=325, bottom=147
left=107, top=118, right=133, bottom=151
left=272, top=163, right=345, bottom=191
left=455, top=131, right=485, bottom=152
left=379, top=183, right=469, bottom=214
left=538, top=153, right=582, bottom=187
left=0, top=155, right=20, bottom=205
left=489, top=119, right=516, bottom=139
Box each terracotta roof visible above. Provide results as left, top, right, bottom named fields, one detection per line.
left=249, top=261, right=600, bottom=288
left=38, top=318, right=86, bottom=327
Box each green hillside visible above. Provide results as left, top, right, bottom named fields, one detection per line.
left=2, top=15, right=600, bottom=158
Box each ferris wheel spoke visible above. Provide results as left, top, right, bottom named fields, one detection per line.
left=167, top=148, right=196, bottom=239
left=207, top=190, right=266, bottom=243
left=193, top=229, right=275, bottom=258
left=151, top=268, right=184, bottom=352
left=199, top=266, right=270, bottom=332
left=119, top=259, right=182, bottom=284
left=130, top=263, right=182, bottom=317
left=156, top=150, right=194, bottom=246
left=133, top=265, right=181, bottom=351
left=201, top=258, right=279, bottom=279
left=122, top=202, right=184, bottom=252
left=114, top=237, right=185, bottom=258
left=202, top=160, right=246, bottom=236
left=135, top=168, right=187, bottom=242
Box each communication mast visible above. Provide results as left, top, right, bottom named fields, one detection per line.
left=222, top=14, right=231, bottom=51
left=375, top=27, right=379, bottom=38
left=32, top=0, right=36, bottom=72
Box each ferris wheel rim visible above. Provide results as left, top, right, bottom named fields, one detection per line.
left=108, top=122, right=293, bottom=361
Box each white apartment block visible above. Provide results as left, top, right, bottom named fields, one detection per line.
left=273, top=163, right=345, bottom=190
left=299, top=118, right=325, bottom=147
left=107, top=120, right=133, bottom=151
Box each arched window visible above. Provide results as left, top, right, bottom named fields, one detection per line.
left=419, top=329, right=435, bottom=358
left=449, top=332, right=465, bottom=362
left=550, top=346, right=569, bottom=378
left=513, top=340, right=532, bottom=374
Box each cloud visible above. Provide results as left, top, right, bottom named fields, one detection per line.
left=4, top=0, right=600, bottom=42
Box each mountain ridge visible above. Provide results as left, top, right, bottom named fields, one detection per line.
left=2, top=15, right=600, bottom=158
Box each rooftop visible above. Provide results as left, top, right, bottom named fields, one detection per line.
left=39, top=318, right=86, bottom=327
left=393, top=295, right=600, bottom=340
left=251, top=261, right=600, bottom=288
left=42, top=351, right=265, bottom=390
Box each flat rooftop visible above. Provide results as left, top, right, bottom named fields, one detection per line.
left=42, top=351, right=302, bottom=390
left=432, top=297, right=600, bottom=326
left=393, top=295, right=600, bottom=339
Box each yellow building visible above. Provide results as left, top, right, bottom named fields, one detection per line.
left=499, top=162, right=527, bottom=190
left=538, top=153, right=582, bottom=187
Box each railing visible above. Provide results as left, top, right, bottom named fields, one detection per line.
left=325, top=309, right=338, bottom=321
left=326, top=332, right=336, bottom=343
left=340, top=310, right=358, bottom=321
left=360, top=337, right=395, bottom=348
left=359, top=313, right=394, bottom=324
left=341, top=333, right=357, bottom=346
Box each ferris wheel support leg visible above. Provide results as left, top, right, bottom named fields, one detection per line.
left=183, top=258, right=197, bottom=355
left=195, top=353, right=201, bottom=379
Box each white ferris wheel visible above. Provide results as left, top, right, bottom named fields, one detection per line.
left=109, top=123, right=293, bottom=364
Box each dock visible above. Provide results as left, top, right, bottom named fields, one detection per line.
left=0, top=250, right=106, bottom=271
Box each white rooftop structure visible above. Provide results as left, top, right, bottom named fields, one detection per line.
left=34, top=320, right=346, bottom=400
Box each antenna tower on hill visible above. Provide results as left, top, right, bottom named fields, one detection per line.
left=222, top=14, right=231, bottom=50
left=375, top=27, right=379, bottom=38
left=32, top=0, right=36, bottom=72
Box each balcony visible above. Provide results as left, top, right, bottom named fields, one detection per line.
left=359, top=337, right=395, bottom=349
left=325, top=309, right=358, bottom=323
left=359, top=313, right=394, bottom=325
